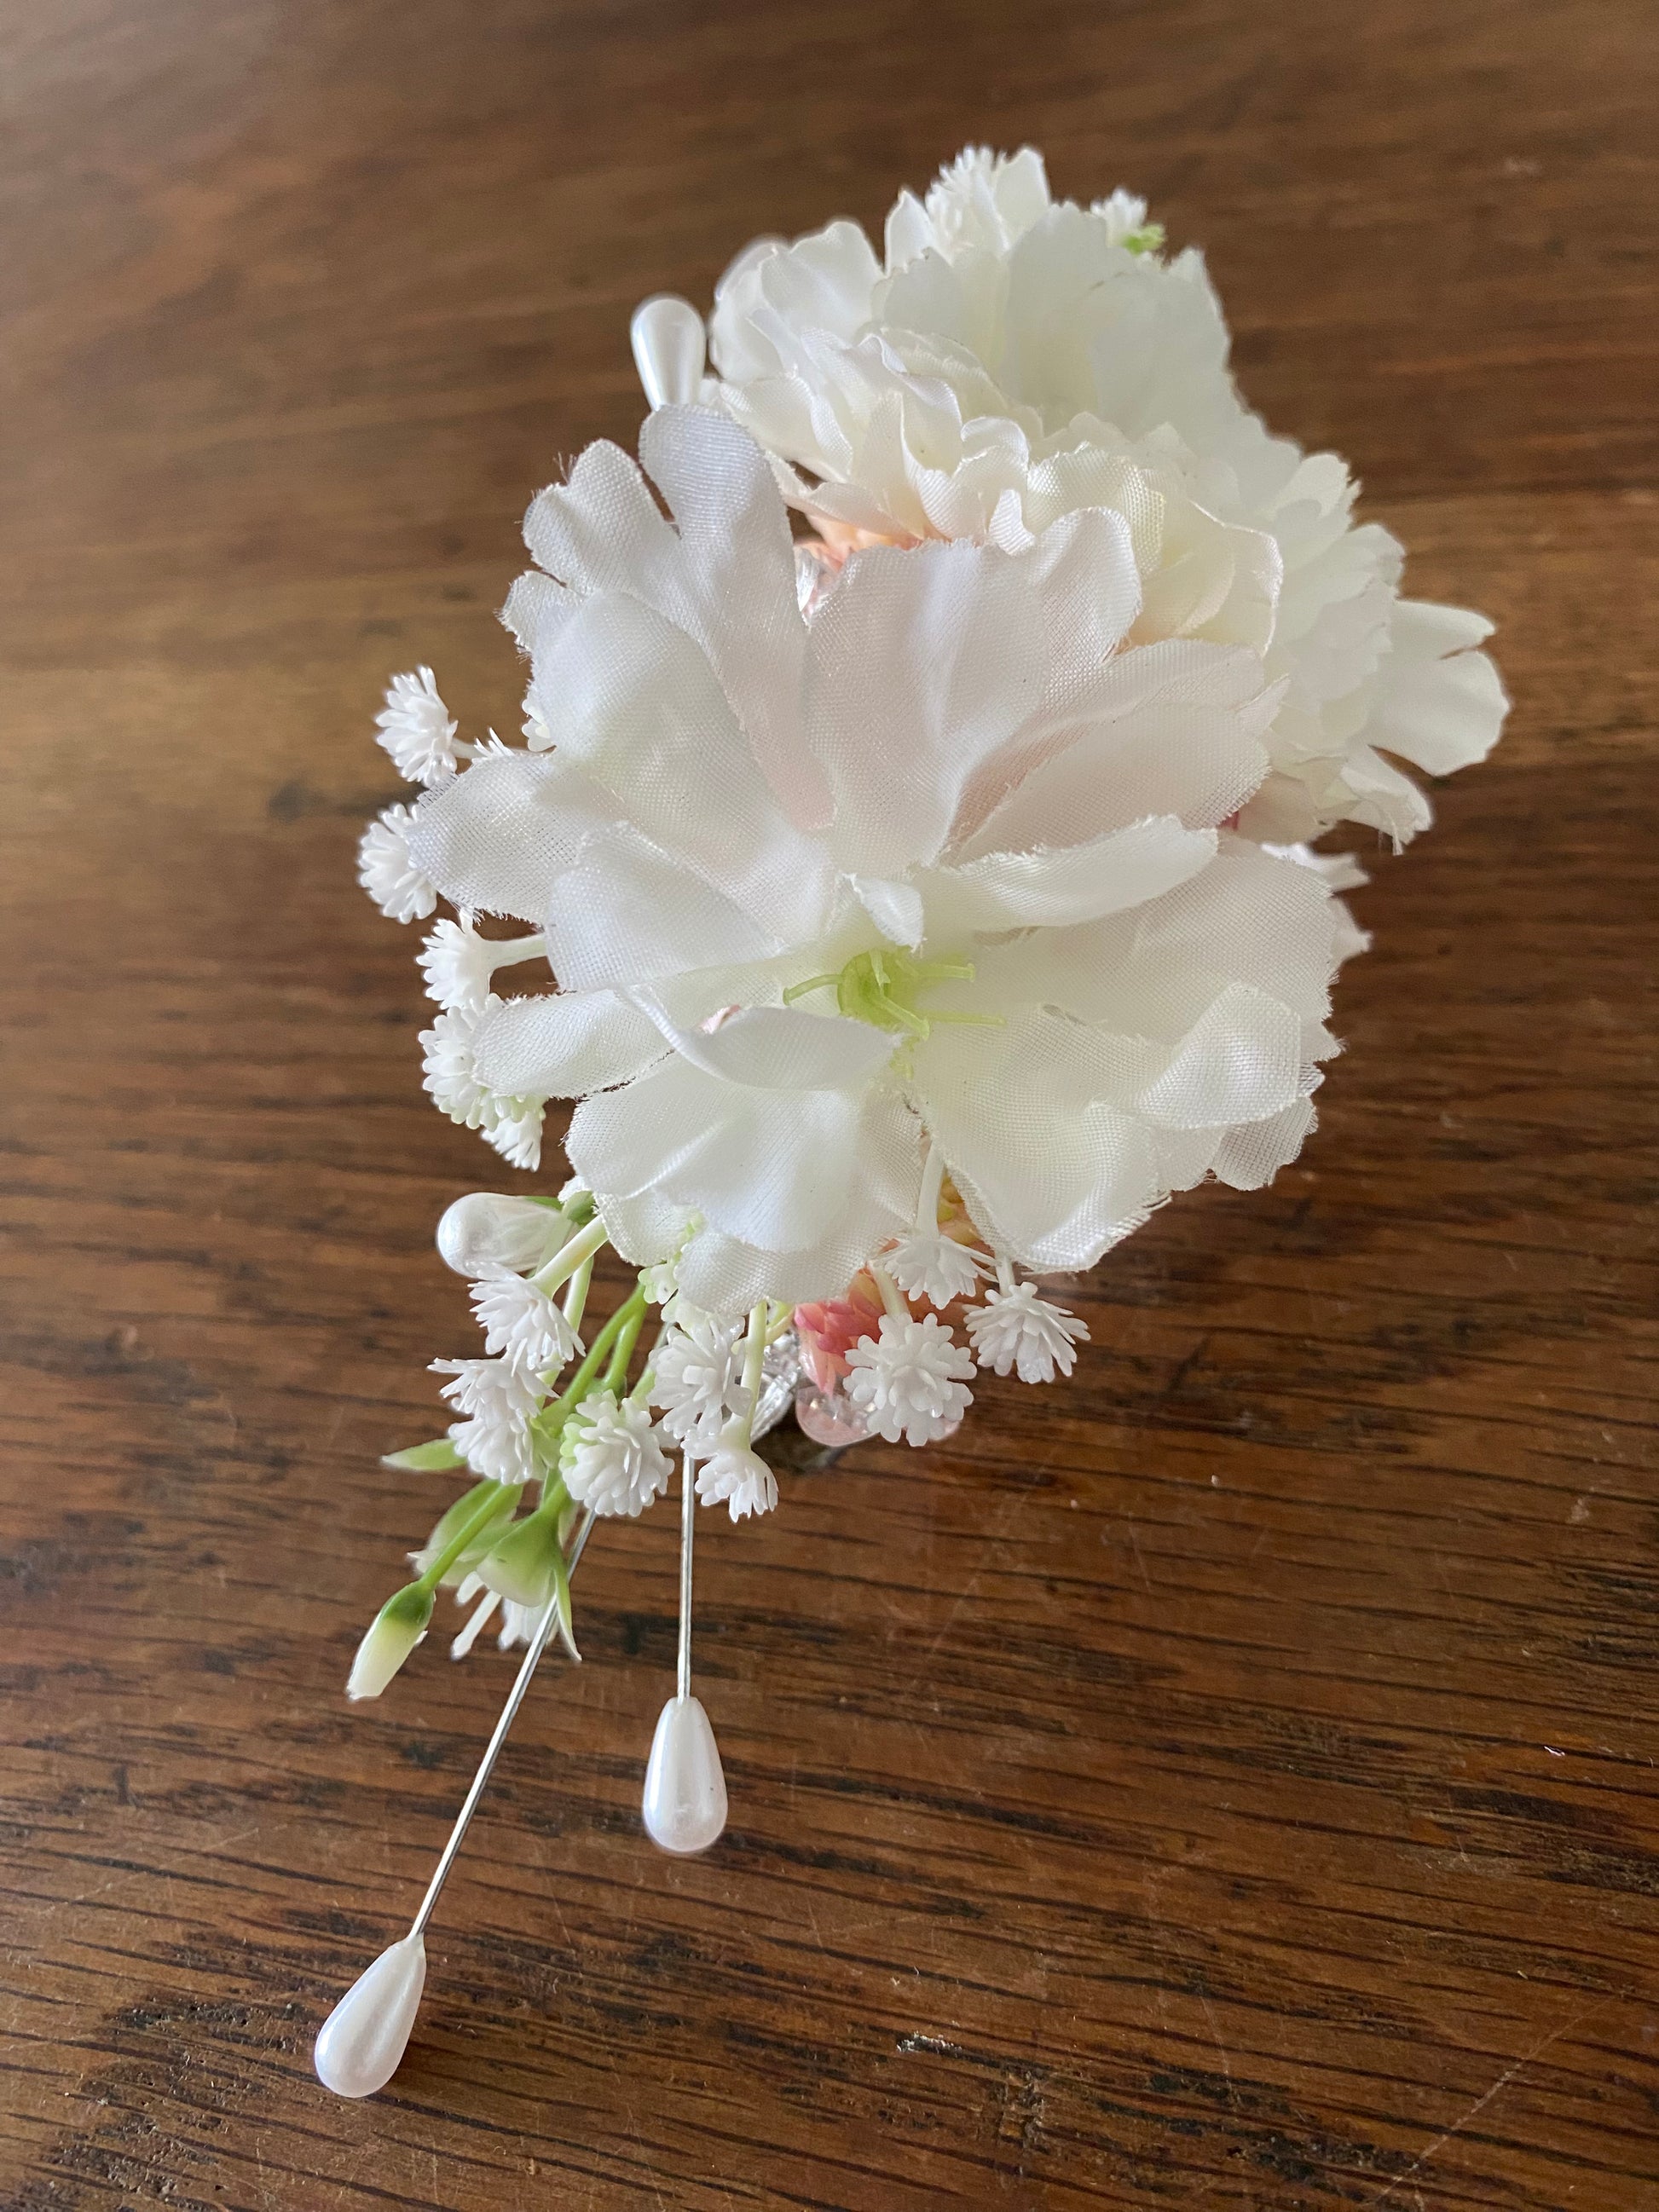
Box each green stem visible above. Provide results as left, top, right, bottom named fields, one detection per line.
left=532, top=1284, right=648, bottom=1443
left=529, top=1214, right=610, bottom=1296
left=604, top=1308, right=645, bottom=1395
left=740, top=1301, right=767, bottom=1407
left=764, top=1298, right=795, bottom=1345
left=562, top=1251, right=595, bottom=1339
left=415, top=1480, right=522, bottom=1593
left=782, top=973, right=840, bottom=1005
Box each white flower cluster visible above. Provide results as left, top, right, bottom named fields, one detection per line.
left=348, top=149, right=1505, bottom=1693
left=703, top=146, right=1507, bottom=847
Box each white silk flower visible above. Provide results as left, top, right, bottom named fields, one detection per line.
left=400, top=404, right=1356, bottom=1318
left=699, top=146, right=1507, bottom=848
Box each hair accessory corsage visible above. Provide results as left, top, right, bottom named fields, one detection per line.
left=317, top=147, right=1505, bottom=2098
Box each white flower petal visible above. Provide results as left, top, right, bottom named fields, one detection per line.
left=406, top=750, right=613, bottom=922
left=958, top=640, right=1272, bottom=858
left=523, top=436, right=682, bottom=601
left=472, top=990, right=667, bottom=1099
left=1134, top=984, right=1305, bottom=1130
left=849, top=875, right=925, bottom=949
left=805, top=534, right=1047, bottom=875
left=569, top=1055, right=907, bottom=1256
left=1211, top=1095, right=1319, bottom=1189
left=544, top=823, right=778, bottom=991
left=627, top=1000, right=896, bottom=1092
left=922, top=817, right=1216, bottom=934
left=528, top=589, right=831, bottom=934
left=1367, top=601, right=1508, bottom=776
left=914, top=1014, right=1162, bottom=1273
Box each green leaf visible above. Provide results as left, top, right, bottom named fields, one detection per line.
left=381, top=1438, right=465, bottom=1473
left=412, top=1479, right=516, bottom=1584
left=479, top=1508, right=564, bottom=1608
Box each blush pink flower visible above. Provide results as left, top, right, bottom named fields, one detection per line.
left=794, top=1272, right=885, bottom=1391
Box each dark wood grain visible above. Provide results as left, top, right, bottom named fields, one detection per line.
left=2, top=3, right=1656, bottom=2206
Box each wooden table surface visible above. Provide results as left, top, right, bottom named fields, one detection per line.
left=3, top=3, right=1656, bottom=2206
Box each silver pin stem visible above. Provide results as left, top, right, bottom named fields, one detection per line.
left=408, top=1508, right=596, bottom=1939
left=676, top=1449, right=695, bottom=1702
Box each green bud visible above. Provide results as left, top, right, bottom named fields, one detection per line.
left=346, top=1582, right=435, bottom=1701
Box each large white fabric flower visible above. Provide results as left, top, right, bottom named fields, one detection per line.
left=398, top=405, right=1354, bottom=1315
left=696, top=147, right=1506, bottom=846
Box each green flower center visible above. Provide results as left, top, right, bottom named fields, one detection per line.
left=783, top=947, right=1003, bottom=1042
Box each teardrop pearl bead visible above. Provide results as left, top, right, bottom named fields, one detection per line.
left=641, top=1694, right=727, bottom=1855
left=313, top=1932, right=427, bottom=2099
left=629, top=295, right=706, bottom=411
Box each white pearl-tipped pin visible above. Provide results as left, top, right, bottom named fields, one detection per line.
left=313, top=1932, right=426, bottom=2099
left=642, top=1694, right=727, bottom=1855
left=629, top=295, right=706, bottom=411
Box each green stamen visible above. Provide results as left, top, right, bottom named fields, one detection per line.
left=782, top=947, right=1005, bottom=1045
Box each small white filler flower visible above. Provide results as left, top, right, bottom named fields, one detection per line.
left=690, top=1303, right=778, bottom=1518
left=358, top=804, right=437, bottom=923
left=375, top=667, right=460, bottom=785
left=418, top=918, right=547, bottom=1014
left=966, top=1279, right=1090, bottom=1383
left=695, top=1428, right=778, bottom=1521
left=431, top=1356, right=540, bottom=1484
left=650, top=1309, right=749, bottom=1453
left=883, top=1142, right=991, bottom=1308
left=469, top=1268, right=581, bottom=1377
left=845, top=1310, right=976, bottom=1447
left=883, top=1232, right=989, bottom=1309
left=560, top=1390, right=673, bottom=1517
left=420, top=998, right=546, bottom=1170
